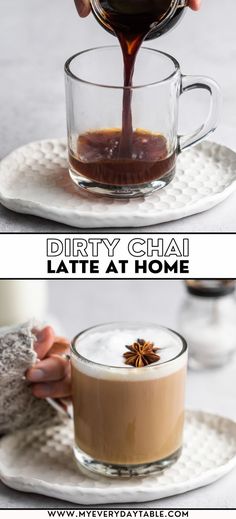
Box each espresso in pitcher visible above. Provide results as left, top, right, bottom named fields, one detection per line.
left=92, top=0, right=185, bottom=41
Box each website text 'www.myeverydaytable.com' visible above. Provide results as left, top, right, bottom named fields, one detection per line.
left=47, top=511, right=188, bottom=518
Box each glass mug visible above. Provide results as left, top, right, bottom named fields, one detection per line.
left=71, top=322, right=188, bottom=478
left=65, top=46, right=220, bottom=198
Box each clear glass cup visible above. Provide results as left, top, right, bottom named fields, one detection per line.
left=71, top=322, right=188, bottom=478
left=65, top=46, right=220, bottom=198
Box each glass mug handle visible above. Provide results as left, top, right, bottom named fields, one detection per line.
left=178, top=75, right=221, bottom=152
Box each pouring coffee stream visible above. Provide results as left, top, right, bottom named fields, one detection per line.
left=67, top=1, right=219, bottom=196
left=90, top=0, right=187, bottom=157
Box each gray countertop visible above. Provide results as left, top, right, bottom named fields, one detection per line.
left=1, top=280, right=236, bottom=508
left=1, top=0, right=236, bottom=232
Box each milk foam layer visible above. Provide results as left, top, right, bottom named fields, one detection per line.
left=72, top=325, right=187, bottom=380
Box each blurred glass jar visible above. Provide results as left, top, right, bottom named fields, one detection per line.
left=0, top=281, right=47, bottom=327
left=178, top=280, right=236, bottom=369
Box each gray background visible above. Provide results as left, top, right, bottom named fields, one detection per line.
left=1, top=0, right=236, bottom=232
left=0, top=280, right=236, bottom=508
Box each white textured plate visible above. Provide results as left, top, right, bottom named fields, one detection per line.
left=0, top=410, right=236, bottom=505
left=0, top=139, right=236, bottom=228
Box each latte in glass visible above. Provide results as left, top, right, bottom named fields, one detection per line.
left=71, top=322, right=187, bottom=477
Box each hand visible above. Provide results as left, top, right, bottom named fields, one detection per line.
left=74, top=0, right=90, bottom=17
left=188, top=0, right=201, bottom=10
left=74, top=0, right=201, bottom=18
left=26, top=326, right=71, bottom=399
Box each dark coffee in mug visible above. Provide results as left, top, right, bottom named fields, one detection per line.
left=69, top=129, right=176, bottom=186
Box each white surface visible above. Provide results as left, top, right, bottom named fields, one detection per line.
left=1, top=280, right=236, bottom=508
left=0, top=0, right=236, bottom=231
left=0, top=139, right=235, bottom=229
left=1, top=410, right=236, bottom=506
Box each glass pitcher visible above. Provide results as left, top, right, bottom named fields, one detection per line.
left=90, top=0, right=187, bottom=40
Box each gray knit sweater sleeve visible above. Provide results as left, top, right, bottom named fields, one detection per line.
left=0, top=322, right=58, bottom=435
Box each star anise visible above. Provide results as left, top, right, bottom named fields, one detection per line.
left=123, top=338, right=160, bottom=368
